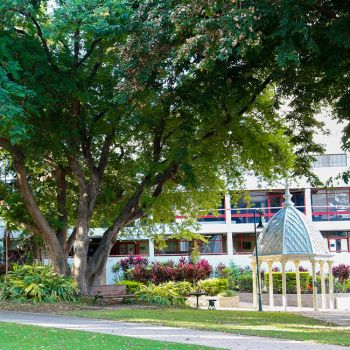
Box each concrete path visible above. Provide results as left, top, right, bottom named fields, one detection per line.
left=299, top=310, right=350, bottom=327
left=0, top=311, right=348, bottom=350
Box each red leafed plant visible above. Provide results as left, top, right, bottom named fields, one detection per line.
left=332, top=264, right=350, bottom=283
left=121, top=255, right=213, bottom=284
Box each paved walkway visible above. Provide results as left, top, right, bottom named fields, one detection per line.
left=0, top=311, right=348, bottom=350
left=299, top=310, right=350, bottom=327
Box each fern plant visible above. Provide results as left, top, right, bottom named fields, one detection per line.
left=0, top=264, right=78, bottom=303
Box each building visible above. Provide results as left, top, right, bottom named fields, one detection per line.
left=94, top=115, right=350, bottom=284
left=2, top=115, right=350, bottom=284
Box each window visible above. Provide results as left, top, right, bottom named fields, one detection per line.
left=322, top=231, right=350, bottom=252
left=155, top=234, right=227, bottom=255
left=311, top=189, right=350, bottom=221
left=313, top=154, right=347, bottom=168
left=233, top=233, right=255, bottom=253
left=109, top=240, right=149, bottom=256
left=200, top=234, right=226, bottom=254
left=155, top=239, right=190, bottom=255
left=197, top=198, right=226, bottom=222
left=231, top=191, right=305, bottom=224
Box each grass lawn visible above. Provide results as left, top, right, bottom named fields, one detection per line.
left=0, top=321, right=217, bottom=350
left=66, top=308, right=350, bottom=347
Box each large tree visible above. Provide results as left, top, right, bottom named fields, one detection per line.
left=1, top=0, right=345, bottom=293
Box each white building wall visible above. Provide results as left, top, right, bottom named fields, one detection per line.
left=104, top=114, right=350, bottom=284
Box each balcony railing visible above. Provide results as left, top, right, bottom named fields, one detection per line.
left=178, top=204, right=350, bottom=223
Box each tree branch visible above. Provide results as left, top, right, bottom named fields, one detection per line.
left=97, top=129, right=115, bottom=179
left=77, top=38, right=103, bottom=67
left=27, top=14, right=58, bottom=70
left=54, top=167, right=68, bottom=248
left=202, top=72, right=273, bottom=140
left=65, top=227, right=77, bottom=256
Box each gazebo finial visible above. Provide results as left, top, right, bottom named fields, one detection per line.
left=283, top=179, right=294, bottom=207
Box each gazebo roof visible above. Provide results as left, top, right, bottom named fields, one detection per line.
left=254, top=187, right=331, bottom=260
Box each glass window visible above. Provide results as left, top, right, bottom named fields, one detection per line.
left=231, top=190, right=304, bottom=224
left=200, top=234, right=225, bottom=254
left=233, top=233, right=255, bottom=253
left=323, top=231, right=350, bottom=252
left=139, top=241, right=149, bottom=255
left=198, top=198, right=225, bottom=222
left=313, top=154, right=347, bottom=168
left=312, top=189, right=350, bottom=221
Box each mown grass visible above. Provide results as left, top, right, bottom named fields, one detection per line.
left=66, top=308, right=350, bottom=347
left=0, top=321, right=217, bottom=350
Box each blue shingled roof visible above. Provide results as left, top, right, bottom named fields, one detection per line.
left=255, top=188, right=330, bottom=257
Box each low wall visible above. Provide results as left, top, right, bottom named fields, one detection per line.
left=336, top=293, right=350, bottom=310
left=239, top=292, right=331, bottom=308
left=187, top=295, right=239, bottom=308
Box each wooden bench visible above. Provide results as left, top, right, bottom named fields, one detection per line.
left=92, top=285, right=134, bottom=305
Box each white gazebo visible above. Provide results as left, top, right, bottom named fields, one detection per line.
left=251, top=186, right=334, bottom=311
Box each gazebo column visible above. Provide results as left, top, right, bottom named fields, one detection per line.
left=281, top=259, right=287, bottom=311
left=294, top=260, right=302, bottom=309
left=327, top=260, right=335, bottom=310
left=311, top=259, right=318, bottom=311
left=319, top=260, right=326, bottom=309
left=252, top=261, right=257, bottom=309
left=267, top=261, right=274, bottom=309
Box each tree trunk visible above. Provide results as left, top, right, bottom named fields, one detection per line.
left=72, top=195, right=91, bottom=295
left=11, top=147, right=71, bottom=275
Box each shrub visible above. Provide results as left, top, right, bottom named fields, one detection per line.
left=333, top=264, right=350, bottom=283
left=237, top=272, right=253, bottom=292
left=218, top=289, right=238, bottom=297
left=171, top=281, right=193, bottom=296
left=182, top=259, right=212, bottom=283
left=315, top=275, right=329, bottom=293
left=264, top=272, right=309, bottom=294
left=0, top=264, right=78, bottom=303
left=121, top=256, right=212, bottom=284
left=115, top=280, right=144, bottom=294
left=335, top=278, right=350, bottom=293
left=197, top=278, right=229, bottom=296
left=135, top=282, right=185, bottom=306
left=215, top=262, right=242, bottom=289
left=112, top=255, right=149, bottom=274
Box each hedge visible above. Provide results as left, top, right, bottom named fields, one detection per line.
left=237, top=273, right=253, bottom=292
left=197, top=278, right=229, bottom=296
left=264, top=272, right=310, bottom=294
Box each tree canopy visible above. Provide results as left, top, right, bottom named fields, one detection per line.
left=0, top=0, right=348, bottom=292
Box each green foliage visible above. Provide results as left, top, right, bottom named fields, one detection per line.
left=135, top=282, right=186, bottom=306
left=237, top=272, right=253, bottom=292
left=0, top=264, right=78, bottom=303
left=170, top=281, right=194, bottom=297
left=264, top=272, right=310, bottom=294
left=196, top=278, right=229, bottom=296
left=218, top=289, right=238, bottom=297
left=335, top=279, right=350, bottom=293
left=115, top=280, right=143, bottom=294
left=1, top=0, right=348, bottom=289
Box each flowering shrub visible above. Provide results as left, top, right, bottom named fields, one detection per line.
left=112, top=255, right=149, bottom=273
left=333, top=264, right=350, bottom=283
left=114, top=255, right=212, bottom=284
